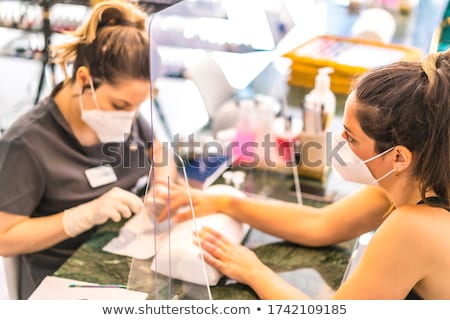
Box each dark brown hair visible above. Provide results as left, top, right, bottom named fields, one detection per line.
left=354, top=50, right=450, bottom=207
left=50, top=0, right=150, bottom=85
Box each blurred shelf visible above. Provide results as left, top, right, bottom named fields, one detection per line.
left=0, top=0, right=90, bottom=103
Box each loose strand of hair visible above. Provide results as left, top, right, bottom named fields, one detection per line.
left=50, top=0, right=141, bottom=81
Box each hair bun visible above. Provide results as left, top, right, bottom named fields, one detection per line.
left=98, top=7, right=125, bottom=28
left=98, top=7, right=140, bottom=30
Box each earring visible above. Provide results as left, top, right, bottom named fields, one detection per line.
left=394, top=169, right=400, bottom=176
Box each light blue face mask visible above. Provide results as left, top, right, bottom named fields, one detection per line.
left=331, top=134, right=395, bottom=185
left=79, top=78, right=136, bottom=143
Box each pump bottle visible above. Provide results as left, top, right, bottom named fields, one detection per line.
left=305, top=67, right=336, bottom=132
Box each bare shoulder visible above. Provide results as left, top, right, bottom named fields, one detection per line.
left=373, top=204, right=450, bottom=277
left=334, top=204, right=450, bottom=299
left=373, top=205, right=450, bottom=298
left=380, top=204, right=450, bottom=242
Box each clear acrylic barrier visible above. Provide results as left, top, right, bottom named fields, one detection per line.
left=127, top=0, right=295, bottom=300
left=128, top=2, right=213, bottom=299
left=126, top=158, right=213, bottom=300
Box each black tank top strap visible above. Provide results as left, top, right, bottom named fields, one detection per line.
left=416, top=196, right=450, bottom=211
left=405, top=289, right=423, bottom=300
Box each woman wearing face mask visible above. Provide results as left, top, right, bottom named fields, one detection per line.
left=0, top=0, right=172, bottom=299
left=158, top=50, right=450, bottom=299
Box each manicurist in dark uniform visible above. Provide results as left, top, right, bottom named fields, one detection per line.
left=0, top=0, right=171, bottom=299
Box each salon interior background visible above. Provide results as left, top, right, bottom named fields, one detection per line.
left=0, top=0, right=448, bottom=299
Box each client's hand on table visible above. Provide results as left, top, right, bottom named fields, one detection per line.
left=196, top=226, right=268, bottom=286
left=155, top=182, right=228, bottom=223
left=137, top=184, right=250, bottom=286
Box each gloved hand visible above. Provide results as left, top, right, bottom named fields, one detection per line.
left=63, top=187, right=144, bottom=237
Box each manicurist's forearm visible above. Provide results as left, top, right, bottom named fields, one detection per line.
left=0, top=213, right=68, bottom=256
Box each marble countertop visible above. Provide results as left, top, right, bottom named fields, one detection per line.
left=55, top=168, right=355, bottom=300
left=55, top=221, right=353, bottom=299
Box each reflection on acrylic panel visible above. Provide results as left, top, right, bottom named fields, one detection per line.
left=132, top=0, right=327, bottom=299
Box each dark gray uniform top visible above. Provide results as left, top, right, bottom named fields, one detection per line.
left=0, top=83, right=152, bottom=299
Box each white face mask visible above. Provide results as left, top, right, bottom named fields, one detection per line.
left=331, top=134, right=395, bottom=185
left=79, top=78, right=136, bottom=143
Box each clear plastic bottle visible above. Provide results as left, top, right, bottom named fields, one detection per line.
left=307, top=67, right=336, bottom=132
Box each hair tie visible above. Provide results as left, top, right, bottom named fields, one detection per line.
left=421, top=52, right=438, bottom=86
left=97, top=18, right=138, bottom=31
left=119, top=19, right=138, bottom=28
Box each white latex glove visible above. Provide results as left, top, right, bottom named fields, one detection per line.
left=63, top=187, right=144, bottom=237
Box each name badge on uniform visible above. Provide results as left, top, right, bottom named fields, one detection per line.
left=85, top=164, right=118, bottom=188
